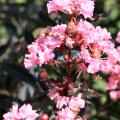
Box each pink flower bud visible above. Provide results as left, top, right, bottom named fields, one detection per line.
left=64, top=55, right=70, bottom=62
left=40, top=114, right=49, bottom=120
left=40, top=71, right=47, bottom=79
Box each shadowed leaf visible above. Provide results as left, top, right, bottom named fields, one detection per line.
left=24, top=29, right=34, bottom=44
left=39, top=11, right=57, bottom=26
left=0, top=44, right=9, bottom=56
left=0, top=62, right=38, bottom=89
left=0, top=94, right=23, bottom=110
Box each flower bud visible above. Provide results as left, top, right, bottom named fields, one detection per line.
left=57, top=116, right=64, bottom=120
left=40, top=114, right=49, bottom=120
left=64, top=55, right=70, bottom=62
left=40, top=71, right=47, bottom=79
left=74, top=33, right=83, bottom=44
left=74, top=58, right=80, bottom=64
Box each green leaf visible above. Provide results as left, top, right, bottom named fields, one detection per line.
left=92, top=78, right=106, bottom=93
left=0, top=62, right=38, bottom=89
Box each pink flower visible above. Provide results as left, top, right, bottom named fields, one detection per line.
left=65, top=37, right=75, bottom=48
left=49, top=24, right=66, bottom=38
left=24, top=53, right=38, bottom=69
left=77, top=0, right=95, bottom=18
left=47, top=0, right=94, bottom=18
left=80, top=47, right=91, bottom=62
left=38, top=45, right=55, bottom=65
left=47, top=0, right=71, bottom=14
left=77, top=20, right=111, bottom=46
left=116, top=31, right=120, bottom=43
left=56, top=96, right=69, bottom=109
left=68, top=93, right=85, bottom=111
left=3, top=104, right=38, bottom=120
left=19, top=104, right=38, bottom=120
left=107, top=73, right=120, bottom=100
left=77, top=20, right=95, bottom=44
left=76, top=20, right=119, bottom=74
left=87, top=58, right=101, bottom=73
left=57, top=107, right=75, bottom=120
left=100, top=60, right=113, bottom=73
left=78, top=63, right=87, bottom=71
left=109, top=91, right=120, bottom=101
left=107, top=74, right=120, bottom=90
left=113, top=64, right=120, bottom=73
left=48, top=89, right=60, bottom=100
left=24, top=24, right=66, bottom=69
left=95, top=26, right=111, bottom=42
left=3, top=105, right=20, bottom=120
left=56, top=94, right=85, bottom=119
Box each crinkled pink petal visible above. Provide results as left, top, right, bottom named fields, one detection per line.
left=57, top=107, right=75, bottom=120
left=48, top=89, right=60, bottom=100
left=56, top=96, right=69, bottom=109
left=47, top=0, right=94, bottom=18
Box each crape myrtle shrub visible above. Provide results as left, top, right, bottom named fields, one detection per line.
left=0, top=0, right=120, bottom=120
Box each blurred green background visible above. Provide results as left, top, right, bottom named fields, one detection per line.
left=0, top=0, right=120, bottom=120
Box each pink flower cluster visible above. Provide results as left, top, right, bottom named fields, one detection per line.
left=24, top=0, right=120, bottom=75
left=47, top=0, right=95, bottom=18
left=24, top=24, right=66, bottom=69
left=48, top=89, right=85, bottom=120
left=24, top=19, right=120, bottom=74
left=77, top=20, right=120, bottom=73
left=3, top=104, right=38, bottom=120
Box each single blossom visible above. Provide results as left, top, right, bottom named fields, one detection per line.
left=56, top=96, right=69, bottom=109
left=24, top=24, right=66, bottom=69
left=68, top=93, right=85, bottom=111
